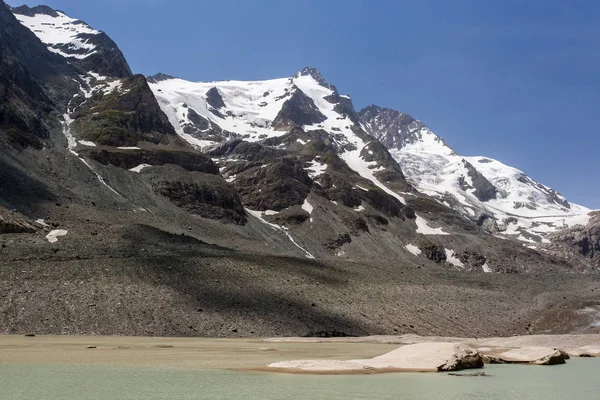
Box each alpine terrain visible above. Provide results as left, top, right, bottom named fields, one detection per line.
left=0, top=2, right=598, bottom=338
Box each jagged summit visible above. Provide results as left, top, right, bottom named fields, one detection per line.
left=147, top=73, right=178, bottom=83
left=9, top=4, right=61, bottom=17
left=295, top=67, right=327, bottom=85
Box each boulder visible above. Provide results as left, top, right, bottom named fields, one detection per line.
left=567, top=345, right=600, bottom=358
left=264, top=342, right=483, bottom=373
left=480, top=347, right=569, bottom=365
left=0, top=215, right=37, bottom=234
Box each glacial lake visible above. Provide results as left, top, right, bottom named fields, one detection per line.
left=1, top=359, right=599, bottom=400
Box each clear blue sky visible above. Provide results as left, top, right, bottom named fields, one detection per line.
left=9, top=0, right=600, bottom=208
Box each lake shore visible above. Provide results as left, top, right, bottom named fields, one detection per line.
left=0, top=334, right=597, bottom=371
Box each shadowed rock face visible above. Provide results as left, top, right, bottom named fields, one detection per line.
left=463, top=162, right=497, bottom=202
left=0, top=214, right=36, bottom=234
left=273, top=90, right=327, bottom=128
left=208, top=139, right=285, bottom=163
left=234, top=159, right=313, bottom=211
left=206, top=87, right=226, bottom=110
left=0, top=2, right=78, bottom=149
left=150, top=166, right=247, bottom=225
left=79, top=148, right=220, bottom=174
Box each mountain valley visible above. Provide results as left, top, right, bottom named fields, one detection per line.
left=0, top=2, right=598, bottom=337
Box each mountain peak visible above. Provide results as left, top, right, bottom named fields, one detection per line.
left=10, top=4, right=132, bottom=78
left=147, top=73, right=177, bottom=83
left=295, top=66, right=328, bottom=86
left=10, top=4, right=61, bottom=17
left=358, top=104, right=416, bottom=126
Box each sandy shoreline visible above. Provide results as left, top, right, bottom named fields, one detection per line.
left=0, top=335, right=399, bottom=370
left=0, top=334, right=598, bottom=372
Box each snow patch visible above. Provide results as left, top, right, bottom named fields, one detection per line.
left=415, top=214, right=449, bottom=235
left=481, top=263, right=492, bottom=273
left=78, top=140, right=96, bottom=147
left=129, top=164, right=152, bottom=173
left=444, top=249, right=464, bottom=268
left=46, top=230, right=67, bottom=244
left=304, top=160, right=328, bottom=179
left=13, top=9, right=100, bottom=59
left=404, top=244, right=422, bottom=256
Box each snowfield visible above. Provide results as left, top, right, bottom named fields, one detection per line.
left=13, top=9, right=101, bottom=59
left=362, top=110, right=592, bottom=243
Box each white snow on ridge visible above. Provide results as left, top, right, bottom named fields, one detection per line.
left=151, top=71, right=415, bottom=227
left=149, top=76, right=294, bottom=146
left=12, top=10, right=100, bottom=59
left=390, top=126, right=475, bottom=212
left=292, top=73, right=408, bottom=205
left=464, top=156, right=591, bottom=240
left=369, top=119, right=591, bottom=243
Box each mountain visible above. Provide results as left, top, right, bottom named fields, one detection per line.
left=10, top=4, right=131, bottom=78
left=358, top=105, right=592, bottom=245
left=1, top=1, right=599, bottom=338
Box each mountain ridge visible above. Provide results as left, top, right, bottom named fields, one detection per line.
left=1, top=0, right=598, bottom=338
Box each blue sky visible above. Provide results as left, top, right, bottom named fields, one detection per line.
left=9, top=0, right=600, bottom=208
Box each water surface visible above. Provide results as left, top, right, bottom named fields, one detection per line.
left=1, top=359, right=599, bottom=400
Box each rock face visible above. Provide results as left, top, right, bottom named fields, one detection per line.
left=480, top=347, right=569, bottom=365
left=546, top=211, right=600, bottom=269
left=273, top=90, right=327, bottom=128
left=71, top=75, right=178, bottom=147
left=265, top=343, right=484, bottom=373
left=0, top=215, right=36, bottom=234
left=0, top=2, right=78, bottom=149
left=150, top=166, right=247, bottom=225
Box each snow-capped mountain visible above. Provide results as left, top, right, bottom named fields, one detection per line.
left=149, top=67, right=413, bottom=208
left=5, top=0, right=595, bottom=272
left=358, top=105, right=592, bottom=244
left=5, top=0, right=600, bottom=341
left=10, top=4, right=131, bottom=78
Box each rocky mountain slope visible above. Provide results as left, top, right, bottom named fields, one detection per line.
left=358, top=105, right=592, bottom=245
left=1, top=1, right=598, bottom=337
